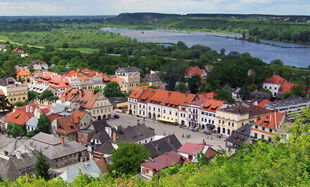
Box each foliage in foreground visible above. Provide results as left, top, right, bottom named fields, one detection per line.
left=1, top=109, right=310, bottom=186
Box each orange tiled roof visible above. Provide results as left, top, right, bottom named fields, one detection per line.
left=12, top=48, right=24, bottom=54
left=186, top=66, right=205, bottom=77
left=161, top=92, right=186, bottom=108
left=180, top=94, right=196, bottom=106
left=280, top=83, right=296, bottom=93
left=264, top=75, right=287, bottom=85
left=72, top=110, right=86, bottom=123
left=61, top=88, right=100, bottom=110
left=111, top=77, right=124, bottom=85
left=16, top=69, right=31, bottom=78
left=48, top=113, right=61, bottom=122
left=4, top=111, right=30, bottom=125
left=147, top=89, right=169, bottom=104
left=197, top=92, right=216, bottom=99
left=138, top=88, right=156, bottom=102
left=56, top=115, right=79, bottom=135
left=254, top=112, right=285, bottom=130
left=258, top=99, right=270, bottom=108
left=202, top=99, right=225, bottom=112
left=129, top=88, right=144, bottom=99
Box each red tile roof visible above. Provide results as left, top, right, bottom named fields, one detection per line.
left=202, top=99, right=225, bottom=112
left=138, top=88, right=156, bottom=102
left=254, top=112, right=285, bottom=130
left=16, top=69, right=31, bottom=78
left=56, top=115, right=79, bottom=135
left=95, top=158, right=108, bottom=173
left=186, top=66, right=206, bottom=78
left=161, top=92, right=186, bottom=108
left=61, top=89, right=100, bottom=110
left=264, top=75, right=287, bottom=85
left=197, top=92, right=216, bottom=99
left=4, top=111, right=30, bottom=125
left=180, top=94, right=196, bottom=106
left=147, top=89, right=169, bottom=104
left=178, top=142, right=205, bottom=155
left=280, top=83, right=296, bottom=93
left=47, top=113, right=61, bottom=122
left=141, top=151, right=185, bottom=171
left=12, top=48, right=25, bottom=54
left=111, top=77, right=124, bottom=85
left=258, top=99, right=270, bottom=108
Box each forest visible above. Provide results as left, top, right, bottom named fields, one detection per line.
left=1, top=109, right=309, bottom=186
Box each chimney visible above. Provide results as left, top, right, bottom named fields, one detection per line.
left=274, top=111, right=277, bottom=129
left=61, top=136, right=65, bottom=147
left=203, top=139, right=206, bottom=146
left=113, top=131, right=117, bottom=143
left=155, top=144, right=159, bottom=150
left=26, top=105, right=29, bottom=112
left=167, top=136, right=171, bottom=144
left=30, top=106, right=33, bottom=113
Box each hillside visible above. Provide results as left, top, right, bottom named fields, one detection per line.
left=1, top=109, right=310, bottom=186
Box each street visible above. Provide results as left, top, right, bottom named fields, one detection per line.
left=107, top=113, right=228, bottom=151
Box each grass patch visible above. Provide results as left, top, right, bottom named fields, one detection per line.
left=0, top=35, right=12, bottom=42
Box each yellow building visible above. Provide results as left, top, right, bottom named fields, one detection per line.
left=215, top=103, right=270, bottom=136
left=0, top=77, right=28, bottom=104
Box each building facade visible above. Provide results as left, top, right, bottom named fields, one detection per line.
left=0, top=77, right=28, bottom=104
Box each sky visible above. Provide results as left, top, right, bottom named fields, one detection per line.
left=0, top=0, right=309, bottom=16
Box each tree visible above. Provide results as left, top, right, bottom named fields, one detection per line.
left=39, top=90, right=58, bottom=101
left=28, top=91, right=38, bottom=101
left=2, top=60, right=16, bottom=77
left=188, top=75, right=201, bottom=94
left=35, top=152, right=50, bottom=180
left=0, top=95, right=13, bottom=111
left=6, top=123, right=26, bottom=138
left=37, top=114, right=50, bottom=134
left=103, top=82, right=124, bottom=98
left=177, top=82, right=188, bottom=93
left=271, top=59, right=283, bottom=66
left=216, top=88, right=235, bottom=104
left=159, top=61, right=188, bottom=91
left=93, top=86, right=103, bottom=93
left=109, top=142, right=150, bottom=176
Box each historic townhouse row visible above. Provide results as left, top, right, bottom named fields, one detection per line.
left=128, top=87, right=224, bottom=129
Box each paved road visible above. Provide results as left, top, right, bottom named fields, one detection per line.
left=107, top=113, right=228, bottom=151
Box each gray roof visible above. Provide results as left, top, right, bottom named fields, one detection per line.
left=116, top=124, right=155, bottom=143
left=48, top=104, right=71, bottom=115
left=249, top=91, right=271, bottom=102
left=142, top=73, right=161, bottom=83
left=29, top=133, right=87, bottom=160
left=225, top=124, right=253, bottom=147
left=0, top=136, right=30, bottom=155
left=115, top=66, right=140, bottom=73
left=266, top=95, right=310, bottom=108
left=0, top=150, right=39, bottom=180
left=94, top=142, right=114, bottom=155
left=144, top=134, right=182, bottom=158
left=92, top=120, right=111, bottom=133
left=26, top=117, right=38, bottom=128
left=31, top=133, right=60, bottom=146
left=92, top=130, right=111, bottom=143
left=59, top=160, right=101, bottom=183
left=0, top=77, right=16, bottom=86
left=109, top=97, right=128, bottom=107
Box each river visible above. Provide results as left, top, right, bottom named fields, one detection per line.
left=103, top=28, right=310, bottom=68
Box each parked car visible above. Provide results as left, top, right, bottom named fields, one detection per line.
left=203, top=130, right=212, bottom=135
left=113, top=114, right=120, bottom=119
left=192, top=128, right=199, bottom=132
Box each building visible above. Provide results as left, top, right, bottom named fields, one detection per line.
left=265, top=95, right=310, bottom=121
left=142, top=71, right=165, bottom=87
left=140, top=151, right=185, bottom=180
left=24, top=133, right=89, bottom=168
left=215, top=103, right=271, bottom=136
left=64, top=68, right=110, bottom=90
left=185, top=66, right=207, bottom=79
left=4, top=104, right=51, bottom=132
left=12, top=48, right=28, bottom=58
left=28, top=60, right=49, bottom=72
left=16, top=69, right=31, bottom=85
left=0, top=44, right=7, bottom=52
left=187, top=98, right=226, bottom=130
left=249, top=91, right=271, bottom=103
left=114, top=66, right=140, bottom=92
left=251, top=112, right=286, bottom=142
left=29, top=83, right=51, bottom=94
left=225, top=124, right=253, bottom=149
left=59, top=160, right=105, bottom=182
left=262, top=75, right=296, bottom=97
left=177, top=142, right=216, bottom=163
left=144, top=134, right=182, bottom=158
left=0, top=77, right=28, bottom=104
left=51, top=110, right=93, bottom=141
left=0, top=150, right=40, bottom=180
left=61, top=88, right=113, bottom=120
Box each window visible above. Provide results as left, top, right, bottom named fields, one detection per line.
left=228, top=122, right=230, bottom=126
left=269, top=129, right=272, bottom=132
left=261, top=135, right=265, bottom=140
left=262, top=127, right=265, bottom=131
left=255, top=125, right=258, bottom=129
left=254, top=133, right=257, bottom=138
left=232, top=123, right=234, bottom=127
